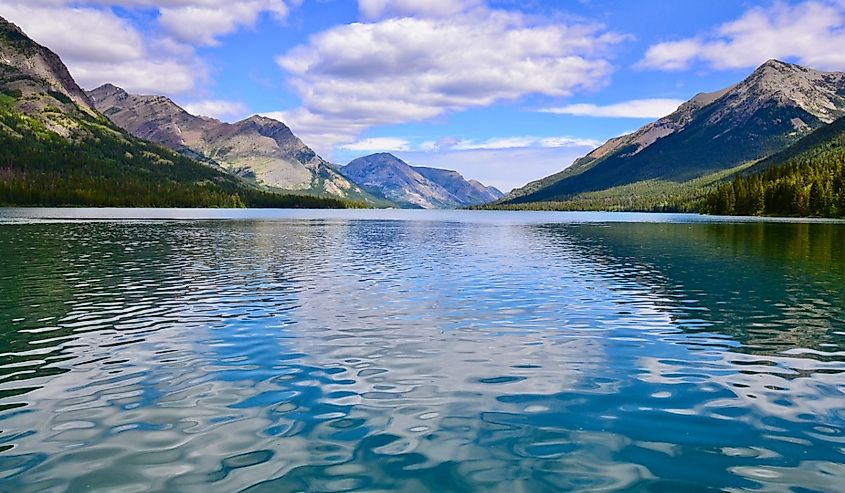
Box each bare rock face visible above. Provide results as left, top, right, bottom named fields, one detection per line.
left=87, top=84, right=211, bottom=150
left=0, top=16, right=102, bottom=137
left=414, top=167, right=503, bottom=205
left=87, top=85, right=371, bottom=201
left=504, top=59, right=845, bottom=204
left=0, top=17, right=93, bottom=112
left=341, top=153, right=502, bottom=209
left=709, top=59, right=845, bottom=126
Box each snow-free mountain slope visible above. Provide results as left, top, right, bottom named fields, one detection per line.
left=341, top=153, right=502, bottom=209
left=87, top=84, right=373, bottom=201
left=504, top=59, right=845, bottom=204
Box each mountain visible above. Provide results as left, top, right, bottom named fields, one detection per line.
left=0, top=16, right=352, bottom=208
left=503, top=59, right=845, bottom=205
left=0, top=16, right=97, bottom=134
left=341, top=153, right=503, bottom=208
left=704, top=115, right=845, bottom=217
left=414, top=167, right=504, bottom=205
left=86, top=84, right=373, bottom=202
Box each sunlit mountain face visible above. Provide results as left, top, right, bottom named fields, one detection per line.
left=8, top=1, right=843, bottom=194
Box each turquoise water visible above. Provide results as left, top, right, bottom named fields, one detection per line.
left=0, top=209, right=844, bottom=492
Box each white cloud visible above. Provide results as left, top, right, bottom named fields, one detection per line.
left=439, top=135, right=601, bottom=151
left=0, top=1, right=203, bottom=93
left=72, top=59, right=200, bottom=94
left=10, top=0, right=295, bottom=46
left=639, top=1, right=845, bottom=71
left=259, top=108, right=374, bottom=157
left=538, top=136, right=603, bottom=148
left=0, top=0, right=298, bottom=94
left=274, top=5, right=624, bottom=151
left=358, top=0, right=484, bottom=19
left=339, top=135, right=601, bottom=155
left=0, top=3, right=143, bottom=63
left=339, top=137, right=411, bottom=152
left=540, top=98, right=684, bottom=118
left=182, top=99, right=249, bottom=120
left=159, top=1, right=290, bottom=46
left=332, top=134, right=601, bottom=190
left=394, top=146, right=596, bottom=192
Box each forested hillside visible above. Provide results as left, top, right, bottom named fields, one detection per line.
left=0, top=91, right=354, bottom=208
left=704, top=117, right=845, bottom=217
left=499, top=60, right=845, bottom=211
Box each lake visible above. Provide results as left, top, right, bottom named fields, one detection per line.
left=0, top=209, right=844, bottom=492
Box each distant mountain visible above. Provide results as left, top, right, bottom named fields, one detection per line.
left=503, top=59, right=845, bottom=205
left=0, top=16, right=352, bottom=209
left=87, top=84, right=373, bottom=202
left=414, top=167, right=504, bottom=205
left=341, top=153, right=503, bottom=208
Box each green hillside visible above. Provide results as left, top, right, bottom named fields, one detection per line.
left=0, top=91, right=357, bottom=208
left=498, top=60, right=845, bottom=213
left=505, top=103, right=815, bottom=205
left=703, top=117, right=845, bottom=218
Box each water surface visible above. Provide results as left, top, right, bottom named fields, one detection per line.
left=0, top=209, right=843, bottom=492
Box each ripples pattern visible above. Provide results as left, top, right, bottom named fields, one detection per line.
left=0, top=211, right=844, bottom=492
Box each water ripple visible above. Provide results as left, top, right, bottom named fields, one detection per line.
left=0, top=213, right=843, bottom=492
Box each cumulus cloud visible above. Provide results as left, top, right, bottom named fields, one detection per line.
left=182, top=99, right=249, bottom=120
left=358, top=0, right=484, bottom=19
left=274, top=5, right=624, bottom=151
left=395, top=146, right=597, bottom=192
left=540, top=98, right=684, bottom=118
left=73, top=59, right=201, bottom=94
left=339, top=137, right=412, bottom=152
left=0, top=0, right=296, bottom=93
left=159, top=0, right=290, bottom=46
left=0, top=1, right=196, bottom=93
left=0, top=4, right=143, bottom=63
left=259, top=108, right=375, bottom=157
left=639, top=1, right=845, bottom=71
left=12, top=0, right=296, bottom=46
left=425, top=135, right=602, bottom=151
left=342, top=135, right=601, bottom=154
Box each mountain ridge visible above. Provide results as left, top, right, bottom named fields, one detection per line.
left=0, top=17, right=93, bottom=114
left=341, top=153, right=503, bottom=209
left=503, top=59, right=845, bottom=205
left=87, top=84, right=374, bottom=202
left=0, top=15, right=355, bottom=209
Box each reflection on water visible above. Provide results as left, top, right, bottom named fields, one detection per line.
left=0, top=211, right=843, bottom=492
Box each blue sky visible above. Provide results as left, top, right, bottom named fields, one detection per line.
left=3, top=0, right=845, bottom=191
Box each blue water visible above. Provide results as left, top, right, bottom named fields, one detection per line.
left=0, top=209, right=843, bottom=492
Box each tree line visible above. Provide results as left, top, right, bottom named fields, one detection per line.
left=703, top=128, right=845, bottom=218
left=0, top=96, right=359, bottom=209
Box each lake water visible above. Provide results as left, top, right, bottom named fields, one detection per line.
left=0, top=209, right=844, bottom=492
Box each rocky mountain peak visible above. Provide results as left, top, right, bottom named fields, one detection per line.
left=239, top=114, right=288, bottom=129
left=87, top=83, right=130, bottom=107
left=0, top=15, right=94, bottom=113
left=503, top=59, right=845, bottom=205
left=234, top=115, right=301, bottom=151
left=0, top=16, right=24, bottom=36
left=713, top=59, right=845, bottom=125
left=342, top=153, right=503, bottom=208
left=86, top=84, right=371, bottom=200
left=89, top=83, right=126, bottom=97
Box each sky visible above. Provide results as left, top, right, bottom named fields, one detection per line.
left=3, top=0, right=845, bottom=191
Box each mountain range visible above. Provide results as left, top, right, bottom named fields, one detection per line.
left=86, top=83, right=374, bottom=202
left=0, top=15, right=500, bottom=209
left=502, top=59, right=845, bottom=207
left=341, top=153, right=503, bottom=208
left=1, top=12, right=844, bottom=216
